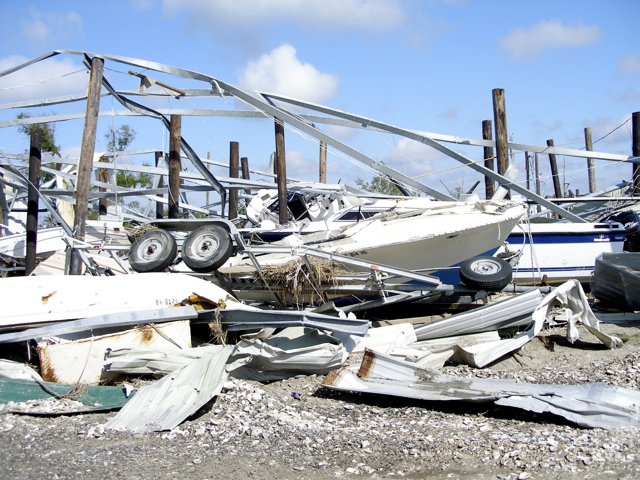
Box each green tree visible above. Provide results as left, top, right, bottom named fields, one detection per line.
left=355, top=175, right=403, bottom=195
left=17, top=112, right=62, bottom=186
left=103, top=125, right=152, bottom=189
left=17, top=112, right=61, bottom=156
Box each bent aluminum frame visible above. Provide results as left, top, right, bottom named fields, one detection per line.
left=3, top=50, right=637, bottom=222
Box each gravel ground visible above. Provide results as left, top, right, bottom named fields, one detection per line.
left=2, top=318, right=640, bottom=480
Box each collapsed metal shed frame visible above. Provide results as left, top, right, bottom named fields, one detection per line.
left=2, top=49, right=638, bottom=224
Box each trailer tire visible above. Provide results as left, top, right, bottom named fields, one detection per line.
left=129, top=228, right=177, bottom=272
left=182, top=225, right=233, bottom=273
left=459, top=256, right=512, bottom=290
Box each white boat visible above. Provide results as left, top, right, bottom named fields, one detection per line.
left=242, top=187, right=632, bottom=286
left=227, top=199, right=528, bottom=281
left=0, top=226, right=67, bottom=258
left=494, top=221, right=628, bottom=285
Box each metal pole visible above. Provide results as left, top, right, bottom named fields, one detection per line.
left=633, top=112, right=640, bottom=194
left=155, top=151, right=164, bottom=219
left=584, top=127, right=596, bottom=193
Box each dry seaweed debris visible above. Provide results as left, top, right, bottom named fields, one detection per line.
left=260, top=258, right=349, bottom=305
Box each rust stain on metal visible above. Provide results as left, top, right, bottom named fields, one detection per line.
left=357, top=349, right=375, bottom=379
left=139, top=326, right=155, bottom=344
left=41, top=291, right=57, bottom=304
left=321, top=368, right=343, bottom=386
left=37, top=347, right=59, bottom=383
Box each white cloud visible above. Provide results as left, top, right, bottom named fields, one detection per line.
left=618, top=53, right=640, bottom=74
left=162, top=0, right=406, bottom=32
left=20, top=8, right=83, bottom=48
left=499, top=19, right=602, bottom=61
left=0, top=55, right=88, bottom=102
left=238, top=44, right=339, bottom=103
left=384, top=136, right=447, bottom=176
left=132, top=0, right=156, bottom=10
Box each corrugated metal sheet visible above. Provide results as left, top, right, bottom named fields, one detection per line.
left=105, top=345, right=235, bottom=432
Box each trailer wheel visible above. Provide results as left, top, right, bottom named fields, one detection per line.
left=129, top=228, right=177, bottom=272
left=459, top=256, right=512, bottom=290
left=182, top=225, right=233, bottom=273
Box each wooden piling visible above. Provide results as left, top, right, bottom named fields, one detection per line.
left=229, top=141, right=239, bottom=220
left=25, top=127, right=42, bottom=275
left=633, top=112, right=640, bottom=194
left=584, top=127, right=596, bottom=193
left=241, top=157, right=251, bottom=195
left=69, top=56, right=103, bottom=275
left=274, top=119, right=287, bottom=225
left=319, top=140, right=327, bottom=184
left=482, top=120, right=495, bottom=199
left=491, top=89, right=509, bottom=177
left=546, top=139, right=563, bottom=198
left=168, top=115, right=182, bottom=219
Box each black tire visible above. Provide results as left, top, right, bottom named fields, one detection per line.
left=129, top=229, right=177, bottom=273
left=181, top=225, right=233, bottom=273
left=459, top=256, right=512, bottom=290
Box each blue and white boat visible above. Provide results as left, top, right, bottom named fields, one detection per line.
left=495, top=222, right=628, bottom=285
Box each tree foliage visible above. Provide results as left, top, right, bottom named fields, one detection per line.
left=17, top=112, right=61, bottom=156
left=105, top=125, right=136, bottom=153
left=355, top=175, right=403, bottom=196
left=103, top=125, right=152, bottom=189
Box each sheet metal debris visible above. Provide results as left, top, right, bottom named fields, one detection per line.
left=105, top=345, right=236, bottom=432
left=219, top=308, right=370, bottom=336
left=413, top=289, right=543, bottom=341
left=323, top=349, right=640, bottom=429
left=37, top=320, right=192, bottom=385
left=229, top=327, right=350, bottom=381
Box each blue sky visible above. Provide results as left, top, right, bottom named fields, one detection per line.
left=0, top=0, right=639, bottom=203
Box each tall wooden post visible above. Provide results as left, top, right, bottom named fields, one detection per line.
left=69, top=56, right=104, bottom=275
left=25, top=127, right=42, bottom=275
left=584, top=127, right=596, bottom=194
left=155, top=151, right=164, bottom=219
left=229, top=141, right=239, bottom=220
left=319, top=140, right=327, bottom=184
left=546, top=139, right=563, bottom=198
left=632, top=112, right=640, bottom=194
left=274, top=119, right=287, bottom=225
left=482, top=120, right=495, bottom=199
left=168, top=115, right=182, bottom=219
left=492, top=89, right=509, bottom=177
left=241, top=157, right=251, bottom=196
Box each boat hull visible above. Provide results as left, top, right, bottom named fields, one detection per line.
left=227, top=200, right=527, bottom=283
left=495, top=222, right=626, bottom=285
